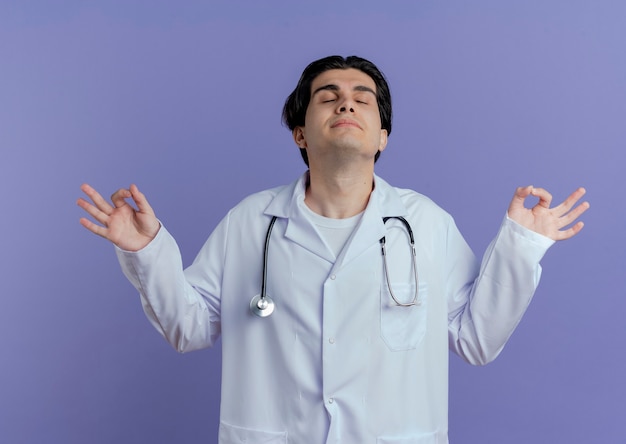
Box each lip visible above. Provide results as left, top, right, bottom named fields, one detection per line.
left=331, top=118, right=361, bottom=129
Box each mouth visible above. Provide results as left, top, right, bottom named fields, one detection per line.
left=331, top=119, right=361, bottom=129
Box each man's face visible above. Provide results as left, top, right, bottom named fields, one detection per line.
left=293, top=68, right=388, bottom=166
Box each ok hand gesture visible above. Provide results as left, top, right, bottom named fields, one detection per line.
left=77, top=184, right=160, bottom=251
left=507, top=186, right=590, bottom=241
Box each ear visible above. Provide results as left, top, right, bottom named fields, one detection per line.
left=293, top=127, right=307, bottom=149
left=378, top=129, right=388, bottom=152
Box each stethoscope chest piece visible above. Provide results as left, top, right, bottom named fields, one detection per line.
left=250, top=294, right=275, bottom=317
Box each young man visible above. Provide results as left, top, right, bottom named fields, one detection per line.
left=78, top=56, right=589, bottom=443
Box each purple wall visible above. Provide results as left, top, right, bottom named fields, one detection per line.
left=1, top=1, right=624, bottom=442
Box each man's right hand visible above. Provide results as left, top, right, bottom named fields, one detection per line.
left=77, top=183, right=160, bottom=251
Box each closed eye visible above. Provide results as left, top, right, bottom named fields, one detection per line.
left=354, top=94, right=370, bottom=105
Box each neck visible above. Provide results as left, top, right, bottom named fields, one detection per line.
left=305, top=164, right=374, bottom=219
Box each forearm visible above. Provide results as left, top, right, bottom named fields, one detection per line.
left=116, top=225, right=221, bottom=352
left=448, top=216, right=554, bottom=365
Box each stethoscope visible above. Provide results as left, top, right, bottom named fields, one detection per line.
left=250, top=215, right=420, bottom=317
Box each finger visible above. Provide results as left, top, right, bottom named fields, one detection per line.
left=129, top=184, right=155, bottom=216
left=555, top=221, right=585, bottom=241
left=110, top=188, right=132, bottom=208
left=81, top=183, right=114, bottom=215
left=78, top=216, right=109, bottom=238
left=76, top=197, right=109, bottom=225
left=556, top=200, right=590, bottom=229
left=530, top=187, right=552, bottom=208
left=553, top=187, right=587, bottom=216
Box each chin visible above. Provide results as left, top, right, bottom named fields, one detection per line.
left=330, top=145, right=377, bottom=164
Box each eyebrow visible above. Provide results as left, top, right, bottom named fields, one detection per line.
left=312, top=84, right=377, bottom=98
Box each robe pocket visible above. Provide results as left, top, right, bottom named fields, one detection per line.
left=219, top=421, right=288, bottom=443
left=377, top=430, right=439, bottom=443
left=380, top=282, right=428, bottom=351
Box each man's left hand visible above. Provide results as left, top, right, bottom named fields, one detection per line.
left=507, top=186, right=590, bottom=241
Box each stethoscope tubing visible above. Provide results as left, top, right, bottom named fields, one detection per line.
left=260, top=216, right=278, bottom=301
left=380, top=216, right=420, bottom=307
left=251, top=215, right=420, bottom=317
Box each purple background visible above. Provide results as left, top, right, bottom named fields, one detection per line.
left=1, top=1, right=624, bottom=442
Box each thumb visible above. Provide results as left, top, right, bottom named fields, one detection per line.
left=508, top=185, right=533, bottom=213
left=129, top=184, right=155, bottom=216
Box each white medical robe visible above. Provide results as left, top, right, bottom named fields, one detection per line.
left=116, top=173, right=553, bottom=443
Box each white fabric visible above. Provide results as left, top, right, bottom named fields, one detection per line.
left=116, top=172, right=554, bottom=444
left=299, top=200, right=362, bottom=258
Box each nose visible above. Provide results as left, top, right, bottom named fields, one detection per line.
left=336, top=96, right=355, bottom=114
